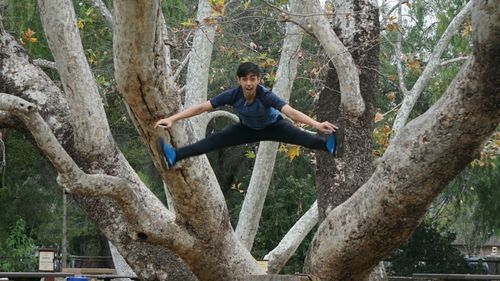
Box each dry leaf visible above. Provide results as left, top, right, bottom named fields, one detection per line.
left=287, top=145, right=300, bottom=161
left=386, top=91, right=396, bottom=103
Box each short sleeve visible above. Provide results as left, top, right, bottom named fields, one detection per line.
left=260, top=89, right=287, bottom=111
left=209, top=88, right=237, bottom=108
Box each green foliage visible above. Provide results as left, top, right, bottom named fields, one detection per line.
left=378, top=0, right=472, bottom=123
left=209, top=141, right=317, bottom=273
left=254, top=151, right=316, bottom=273
left=430, top=157, right=500, bottom=255
left=387, top=221, right=472, bottom=276
left=0, top=218, right=37, bottom=271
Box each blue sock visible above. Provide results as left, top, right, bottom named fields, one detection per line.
left=326, top=133, right=336, bottom=155
left=158, top=139, right=176, bottom=168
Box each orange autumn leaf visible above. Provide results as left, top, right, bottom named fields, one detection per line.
left=20, top=28, right=38, bottom=44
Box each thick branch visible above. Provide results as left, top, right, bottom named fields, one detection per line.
left=291, top=0, right=365, bottom=117
left=184, top=0, right=217, bottom=138
left=0, top=93, right=194, bottom=252
left=392, top=0, right=473, bottom=137
left=113, top=2, right=262, bottom=279
left=38, top=0, right=114, bottom=157
left=33, top=58, right=57, bottom=70
left=265, top=201, right=318, bottom=274
left=206, top=110, right=239, bottom=124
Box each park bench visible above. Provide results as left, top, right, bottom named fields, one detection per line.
left=412, top=273, right=500, bottom=280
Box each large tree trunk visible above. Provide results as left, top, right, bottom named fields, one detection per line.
left=304, top=1, right=499, bottom=279
left=313, top=0, right=381, bottom=279
left=112, top=1, right=262, bottom=280
left=315, top=0, right=379, bottom=222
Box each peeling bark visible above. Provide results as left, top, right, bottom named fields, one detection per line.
left=112, top=1, right=262, bottom=280
left=305, top=1, right=500, bottom=279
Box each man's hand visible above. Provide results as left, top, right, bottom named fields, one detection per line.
left=315, top=121, right=338, bottom=134
left=154, top=118, right=174, bottom=129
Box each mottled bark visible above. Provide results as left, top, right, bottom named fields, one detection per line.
left=313, top=0, right=381, bottom=279
left=292, top=0, right=365, bottom=117
left=315, top=0, right=379, bottom=224
left=0, top=29, right=197, bottom=280
left=305, top=1, right=500, bottom=280
left=184, top=0, right=216, bottom=137
left=112, top=1, right=262, bottom=280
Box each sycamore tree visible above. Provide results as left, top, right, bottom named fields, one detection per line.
left=0, top=0, right=498, bottom=281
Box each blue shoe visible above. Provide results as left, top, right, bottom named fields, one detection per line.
left=326, top=133, right=336, bottom=155
left=157, top=138, right=176, bottom=168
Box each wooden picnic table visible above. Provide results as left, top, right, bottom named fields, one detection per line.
left=0, top=272, right=139, bottom=281
left=412, top=273, right=500, bottom=280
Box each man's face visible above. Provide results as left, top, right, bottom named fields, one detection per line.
left=237, top=73, right=260, bottom=98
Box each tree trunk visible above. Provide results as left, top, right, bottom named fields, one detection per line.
left=0, top=27, right=197, bottom=280
left=304, top=1, right=499, bottom=279
left=184, top=0, right=216, bottom=138
left=313, top=0, right=381, bottom=279
left=315, top=0, right=378, bottom=223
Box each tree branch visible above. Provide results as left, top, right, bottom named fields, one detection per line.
left=33, top=58, right=57, bottom=70
left=304, top=1, right=500, bottom=278
left=440, top=56, right=469, bottom=67
left=290, top=0, right=365, bottom=117
left=392, top=0, right=473, bottom=137
left=38, top=0, right=114, bottom=157
left=172, top=52, right=191, bottom=83
left=394, top=0, right=409, bottom=97
left=266, top=201, right=318, bottom=274
left=87, top=0, right=114, bottom=30
left=0, top=92, right=195, bottom=252
left=206, top=110, right=239, bottom=123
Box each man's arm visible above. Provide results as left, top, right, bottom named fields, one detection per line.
left=280, top=104, right=337, bottom=134
left=154, top=101, right=213, bottom=129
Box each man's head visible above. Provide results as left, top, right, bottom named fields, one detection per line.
left=236, top=62, right=261, bottom=100
left=236, top=61, right=261, bottom=78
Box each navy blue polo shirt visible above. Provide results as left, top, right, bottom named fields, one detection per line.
left=209, top=85, right=287, bottom=129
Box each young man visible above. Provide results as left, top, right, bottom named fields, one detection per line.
left=155, top=62, right=338, bottom=168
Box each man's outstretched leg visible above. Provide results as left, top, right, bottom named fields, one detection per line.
left=260, top=119, right=337, bottom=155
left=157, top=123, right=262, bottom=169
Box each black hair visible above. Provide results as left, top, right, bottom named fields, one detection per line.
left=236, top=62, right=261, bottom=77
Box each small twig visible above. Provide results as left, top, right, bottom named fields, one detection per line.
left=33, top=59, right=57, bottom=70
left=172, top=52, right=191, bottom=83
left=440, top=56, right=469, bottom=67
